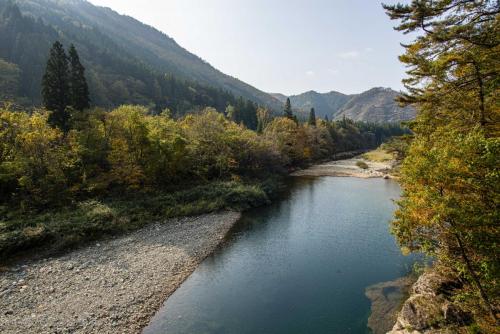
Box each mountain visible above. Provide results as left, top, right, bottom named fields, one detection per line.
left=276, top=87, right=415, bottom=123
left=334, top=88, right=416, bottom=123
left=270, top=93, right=288, bottom=104
left=0, top=0, right=282, bottom=112
left=275, top=90, right=351, bottom=119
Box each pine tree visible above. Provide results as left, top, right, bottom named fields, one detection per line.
left=308, top=107, right=316, bottom=126
left=68, top=44, right=90, bottom=111
left=284, top=97, right=293, bottom=119
left=384, top=0, right=499, bottom=323
left=42, top=41, right=70, bottom=130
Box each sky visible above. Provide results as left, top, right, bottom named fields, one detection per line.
left=88, top=0, right=412, bottom=96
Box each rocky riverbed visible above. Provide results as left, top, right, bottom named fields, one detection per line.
left=365, top=276, right=416, bottom=334
left=0, top=212, right=241, bottom=334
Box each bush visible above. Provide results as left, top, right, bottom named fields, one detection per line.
left=356, top=161, right=369, bottom=169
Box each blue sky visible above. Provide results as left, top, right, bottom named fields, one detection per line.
left=88, top=0, right=411, bottom=95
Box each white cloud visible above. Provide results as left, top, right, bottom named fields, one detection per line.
left=365, top=47, right=374, bottom=52
left=338, top=51, right=360, bottom=59
left=306, top=70, right=315, bottom=76
left=327, top=68, right=339, bottom=75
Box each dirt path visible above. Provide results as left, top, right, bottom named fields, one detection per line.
left=291, top=155, right=395, bottom=178
left=0, top=212, right=241, bottom=334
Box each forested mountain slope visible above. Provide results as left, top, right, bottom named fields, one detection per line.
left=274, top=87, right=415, bottom=123
left=0, top=0, right=282, bottom=112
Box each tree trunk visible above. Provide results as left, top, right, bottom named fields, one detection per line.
left=453, top=232, right=498, bottom=323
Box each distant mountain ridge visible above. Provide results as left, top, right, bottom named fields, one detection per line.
left=272, top=87, right=415, bottom=123
left=0, top=0, right=282, bottom=111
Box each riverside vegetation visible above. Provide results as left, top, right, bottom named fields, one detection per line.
left=384, top=1, right=499, bottom=332
left=0, top=42, right=408, bottom=260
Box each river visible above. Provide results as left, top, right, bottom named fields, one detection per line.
left=144, top=176, right=415, bottom=334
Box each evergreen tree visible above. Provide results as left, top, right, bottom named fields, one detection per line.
left=243, top=99, right=258, bottom=130
left=42, top=41, right=70, bottom=130
left=68, top=44, right=90, bottom=111
left=308, top=107, right=316, bottom=126
left=284, top=97, right=293, bottom=119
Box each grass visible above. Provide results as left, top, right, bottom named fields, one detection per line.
left=0, top=178, right=282, bottom=260
left=362, top=149, right=395, bottom=162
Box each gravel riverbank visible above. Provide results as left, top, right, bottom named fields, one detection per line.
left=291, top=155, right=395, bottom=178
left=0, top=211, right=241, bottom=334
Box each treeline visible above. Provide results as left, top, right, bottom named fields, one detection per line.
left=0, top=104, right=407, bottom=208
left=384, top=0, right=499, bottom=329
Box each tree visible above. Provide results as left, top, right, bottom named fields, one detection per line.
left=0, top=59, right=20, bottom=101
left=308, top=107, right=316, bottom=126
left=284, top=97, right=293, bottom=119
left=68, top=44, right=90, bottom=111
left=225, top=104, right=236, bottom=121
left=384, top=0, right=499, bottom=323
left=256, top=107, right=271, bottom=134
left=42, top=41, right=70, bottom=130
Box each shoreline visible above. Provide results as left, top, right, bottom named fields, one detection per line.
left=0, top=212, right=241, bottom=334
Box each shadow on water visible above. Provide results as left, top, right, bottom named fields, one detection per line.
left=144, top=176, right=416, bottom=334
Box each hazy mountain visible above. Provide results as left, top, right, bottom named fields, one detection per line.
left=270, top=93, right=288, bottom=104
left=334, top=87, right=416, bottom=123
left=276, top=87, right=415, bottom=123
left=0, top=0, right=282, bottom=111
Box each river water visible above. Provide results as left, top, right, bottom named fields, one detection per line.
left=144, top=177, right=415, bottom=334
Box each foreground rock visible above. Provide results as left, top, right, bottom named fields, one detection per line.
left=388, top=269, right=472, bottom=334
left=291, top=156, right=394, bottom=178
left=365, top=276, right=415, bottom=334
left=0, top=212, right=241, bottom=334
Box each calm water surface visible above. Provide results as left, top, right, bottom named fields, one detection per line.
left=144, top=177, right=415, bottom=334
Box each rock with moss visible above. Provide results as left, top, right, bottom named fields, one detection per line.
left=388, top=269, right=472, bottom=334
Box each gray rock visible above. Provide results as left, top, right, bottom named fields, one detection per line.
left=397, top=294, right=445, bottom=330
left=388, top=270, right=470, bottom=334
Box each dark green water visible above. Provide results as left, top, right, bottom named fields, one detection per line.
left=144, top=177, right=415, bottom=334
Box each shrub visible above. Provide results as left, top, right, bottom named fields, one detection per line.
left=356, top=161, right=369, bottom=169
